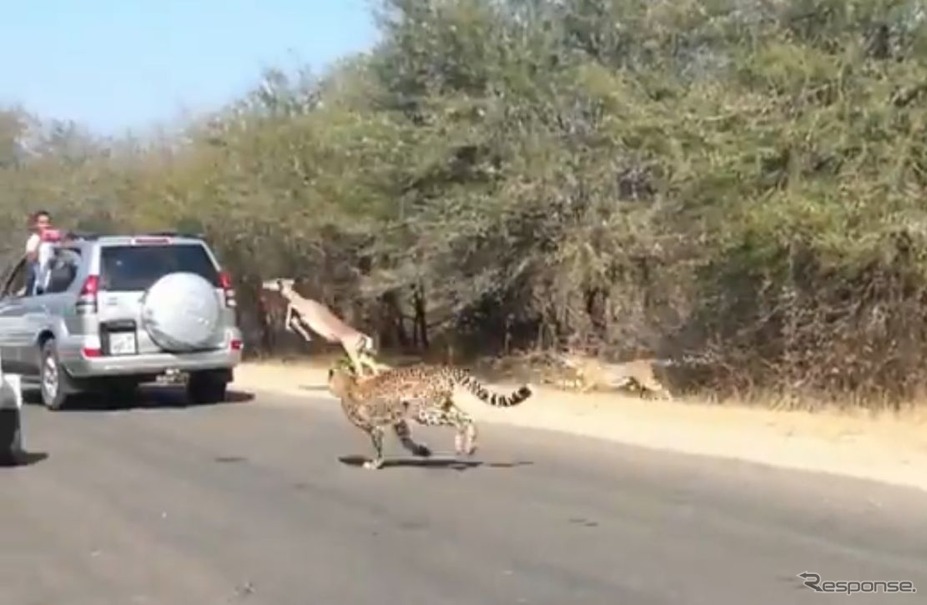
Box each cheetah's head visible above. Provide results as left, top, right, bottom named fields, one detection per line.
left=327, top=356, right=358, bottom=396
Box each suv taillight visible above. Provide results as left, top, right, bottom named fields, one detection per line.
left=76, top=274, right=99, bottom=314
left=218, top=270, right=236, bottom=308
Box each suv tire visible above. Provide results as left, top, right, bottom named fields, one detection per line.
left=186, top=370, right=228, bottom=405
left=142, top=272, right=223, bottom=352
left=40, top=339, right=77, bottom=411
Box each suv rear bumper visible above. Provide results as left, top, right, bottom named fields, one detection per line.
left=58, top=330, right=243, bottom=379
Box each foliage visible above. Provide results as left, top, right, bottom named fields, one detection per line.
left=3, top=0, right=927, bottom=406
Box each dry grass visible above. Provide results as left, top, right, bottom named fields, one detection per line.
left=232, top=354, right=927, bottom=492
left=243, top=349, right=927, bottom=418
left=239, top=350, right=927, bottom=435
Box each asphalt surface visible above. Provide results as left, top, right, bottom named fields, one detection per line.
left=2, top=386, right=926, bottom=605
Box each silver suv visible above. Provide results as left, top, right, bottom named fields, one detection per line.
left=0, top=232, right=243, bottom=410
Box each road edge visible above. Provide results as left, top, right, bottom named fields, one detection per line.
left=231, top=362, right=927, bottom=494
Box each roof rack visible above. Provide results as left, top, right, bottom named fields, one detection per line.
left=58, top=230, right=206, bottom=242
left=141, top=230, right=205, bottom=239
left=64, top=231, right=101, bottom=241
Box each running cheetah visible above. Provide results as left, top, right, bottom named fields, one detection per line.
left=327, top=363, right=532, bottom=469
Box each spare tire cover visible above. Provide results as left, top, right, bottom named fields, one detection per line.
left=141, top=272, right=223, bottom=352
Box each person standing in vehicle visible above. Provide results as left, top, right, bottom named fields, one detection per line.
left=25, top=210, right=52, bottom=260
left=24, top=209, right=54, bottom=296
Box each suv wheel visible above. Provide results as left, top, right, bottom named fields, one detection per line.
left=186, top=371, right=229, bottom=405
left=40, top=339, right=76, bottom=411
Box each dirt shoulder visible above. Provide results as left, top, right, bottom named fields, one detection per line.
left=232, top=360, right=927, bottom=493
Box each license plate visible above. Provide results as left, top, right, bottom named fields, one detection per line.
left=156, top=369, right=186, bottom=384
left=108, top=332, right=137, bottom=356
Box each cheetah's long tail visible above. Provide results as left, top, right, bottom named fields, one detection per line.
left=454, top=369, right=532, bottom=407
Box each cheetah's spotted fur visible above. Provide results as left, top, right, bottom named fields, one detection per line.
left=327, top=363, right=532, bottom=469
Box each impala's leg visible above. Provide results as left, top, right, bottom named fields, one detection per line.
left=342, top=343, right=366, bottom=377
left=357, top=336, right=391, bottom=376
left=293, top=320, right=312, bottom=342
left=283, top=304, right=294, bottom=332
left=287, top=306, right=313, bottom=342
left=357, top=351, right=388, bottom=377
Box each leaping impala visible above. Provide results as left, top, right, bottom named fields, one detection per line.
left=260, top=278, right=391, bottom=377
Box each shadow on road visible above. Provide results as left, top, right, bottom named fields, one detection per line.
left=214, top=455, right=249, bottom=464
left=22, top=386, right=255, bottom=412
left=0, top=451, right=50, bottom=468
left=338, top=455, right=533, bottom=472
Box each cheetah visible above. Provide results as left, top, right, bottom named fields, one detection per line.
left=558, top=354, right=672, bottom=399
left=327, top=363, right=532, bottom=469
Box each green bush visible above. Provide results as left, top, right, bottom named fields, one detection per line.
left=3, top=0, right=927, bottom=406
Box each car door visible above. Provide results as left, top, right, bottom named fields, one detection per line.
left=19, top=247, right=82, bottom=375
left=18, top=296, right=52, bottom=378
left=0, top=257, right=32, bottom=374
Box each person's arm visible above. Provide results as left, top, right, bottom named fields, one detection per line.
left=24, top=234, right=39, bottom=262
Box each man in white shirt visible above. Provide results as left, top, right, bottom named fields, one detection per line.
left=24, top=209, right=52, bottom=296
left=24, top=209, right=51, bottom=260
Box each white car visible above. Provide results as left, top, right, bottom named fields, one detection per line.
left=0, top=372, right=23, bottom=466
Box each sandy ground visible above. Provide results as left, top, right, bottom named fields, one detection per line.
left=232, top=360, right=927, bottom=493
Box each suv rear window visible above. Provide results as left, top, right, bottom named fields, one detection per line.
left=100, top=243, right=220, bottom=292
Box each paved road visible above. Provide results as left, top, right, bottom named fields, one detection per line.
left=2, top=387, right=925, bottom=605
